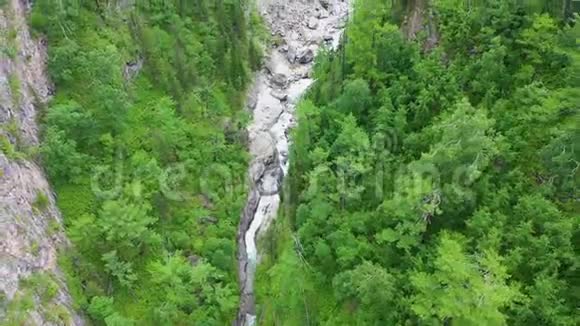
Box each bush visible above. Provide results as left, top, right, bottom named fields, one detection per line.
left=33, top=191, right=50, bottom=212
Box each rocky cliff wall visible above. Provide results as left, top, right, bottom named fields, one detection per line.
left=0, top=0, right=82, bottom=324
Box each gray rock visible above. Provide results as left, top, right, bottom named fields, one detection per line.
left=271, top=73, right=287, bottom=87
left=307, top=17, right=319, bottom=30
left=250, top=132, right=277, bottom=166
left=297, top=48, right=314, bottom=64
left=197, top=194, right=214, bottom=209
left=258, top=167, right=283, bottom=195
left=123, top=58, right=143, bottom=80
left=307, top=33, right=323, bottom=45
left=188, top=255, right=201, bottom=266
left=286, top=45, right=297, bottom=63
left=317, top=9, right=329, bottom=19
left=247, top=92, right=258, bottom=110
left=290, top=30, right=300, bottom=41
left=249, top=161, right=266, bottom=183
left=323, top=34, right=334, bottom=41
left=200, top=216, right=218, bottom=225
left=264, top=59, right=275, bottom=74
left=270, top=90, right=288, bottom=101
left=320, top=0, right=330, bottom=9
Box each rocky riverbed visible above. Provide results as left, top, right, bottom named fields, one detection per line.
left=235, top=0, right=350, bottom=325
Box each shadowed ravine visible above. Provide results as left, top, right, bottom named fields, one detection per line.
left=235, top=0, right=350, bottom=325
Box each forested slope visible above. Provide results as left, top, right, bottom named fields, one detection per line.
left=257, top=0, right=579, bottom=325
left=27, top=0, right=264, bottom=324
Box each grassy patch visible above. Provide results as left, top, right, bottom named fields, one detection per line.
left=30, top=240, right=41, bottom=257
left=32, top=191, right=50, bottom=212
left=47, top=218, right=62, bottom=236
left=55, top=181, right=96, bottom=226
left=1, top=44, right=17, bottom=59
left=0, top=25, right=17, bottom=59
left=57, top=251, right=89, bottom=310
left=2, top=272, right=73, bottom=325
left=0, top=290, right=7, bottom=317
left=3, top=291, right=34, bottom=326
left=0, top=120, right=38, bottom=161
left=8, top=73, right=21, bottom=106
left=43, top=303, right=72, bottom=325
left=0, top=134, right=24, bottom=160
left=20, top=272, right=59, bottom=305
left=7, top=28, right=17, bottom=41
left=3, top=119, right=19, bottom=136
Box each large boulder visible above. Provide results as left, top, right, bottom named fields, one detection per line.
left=258, top=167, right=283, bottom=195
left=250, top=132, right=277, bottom=165
left=307, top=17, right=319, bottom=30
left=317, top=9, right=329, bottom=19
left=297, top=48, right=314, bottom=64
left=270, top=90, right=288, bottom=101
left=286, top=45, right=297, bottom=64
left=271, top=73, right=287, bottom=87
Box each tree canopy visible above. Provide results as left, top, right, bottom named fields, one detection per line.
left=32, top=0, right=265, bottom=324
left=257, top=1, right=579, bottom=325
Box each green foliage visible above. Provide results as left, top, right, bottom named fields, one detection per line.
left=87, top=296, right=115, bottom=321
left=102, top=251, right=138, bottom=288
left=57, top=252, right=89, bottom=310
left=333, top=261, right=398, bottom=323
left=32, top=191, right=49, bottom=212
left=20, top=273, right=60, bottom=304
left=0, top=119, right=33, bottom=160
left=43, top=304, right=73, bottom=325
left=0, top=21, right=18, bottom=59
left=98, top=200, right=157, bottom=250
left=0, top=134, right=22, bottom=160
left=8, top=73, right=20, bottom=106
left=54, top=182, right=95, bottom=224
left=258, top=1, right=579, bottom=325
left=40, top=127, right=90, bottom=181
left=256, top=244, right=320, bottom=326
left=411, top=234, right=519, bottom=325
left=3, top=272, right=68, bottom=325
left=2, top=291, right=34, bottom=326
left=33, top=0, right=263, bottom=324
left=146, top=253, right=238, bottom=324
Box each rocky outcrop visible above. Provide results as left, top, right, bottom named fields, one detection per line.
left=235, top=0, right=350, bottom=325
left=0, top=0, right=82, bottom=324
left=402, top=0, right=439, bottom=50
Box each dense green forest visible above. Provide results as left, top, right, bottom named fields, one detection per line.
left=27, top=0, right=264, bottom=324
left=9, top=0, right=578, bottom=325
left=257, top=1, right=579, bottom=325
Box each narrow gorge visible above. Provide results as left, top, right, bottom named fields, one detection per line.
left=2, top=1, right=577, bottom=325
left=236, top=0, right=350, bottom=324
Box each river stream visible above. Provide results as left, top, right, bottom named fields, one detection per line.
left=235, top=1, right=350, bottom=325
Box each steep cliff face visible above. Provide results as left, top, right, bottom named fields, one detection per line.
left=0, top=0, right=82, bottom=324
left=402, top=0, right=439, bottom=49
